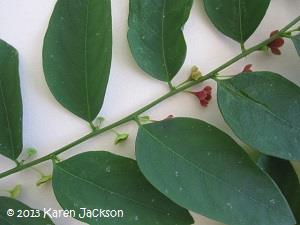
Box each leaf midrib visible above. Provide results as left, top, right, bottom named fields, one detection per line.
left=238, top=0, right=244, bottom=43
left=84, top=0, right=92, bottom=121
left=140, top=125, right=279, bottom=212
left=161, top=0, right=170, bottom=81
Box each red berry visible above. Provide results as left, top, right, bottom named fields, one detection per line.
left=191, top=85, right=213, bottom=107
left=204, top=86, right=212, bottom=92
left=267, top=30, right=285, bottom=55
left=195, top=91, right=206, bottom=100
left=242, top=64, right=253, bottom=72
left=205, top=94, right=212, bottom=101
left=166, top=115, right=174, bottom=119
left=200, top=99, right=209, bottom=107
left=271, top=47, right=281, bottom=55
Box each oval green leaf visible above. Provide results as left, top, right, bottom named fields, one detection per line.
left=135, top=118, right=295, bottom=225
left=43, top=0, right=112, bottom=122
left=292, top=34, right=300, bottom=57
left=258, top=155, right=300, bottom=224
left=128, top=0, right=193, bottom=82
left=52, top=151, right=194, bottom=225
left=0, top=39, right=22, bottom=160
left=0, top=197, right=54, bottom=225
left=217, top=72, right=300, bottom=160
left=203, top=0, right=270, bottom=44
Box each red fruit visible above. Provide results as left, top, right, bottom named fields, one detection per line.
left=195, top=91, right=206, bottom=100
left=200, top=100, right=209, bottom=107
left=204, top=86, right=212, bottom=92
left=270, top=47, right=282, bottom=55
left=166, top=115, right=174, bottom=120
left=242, top=64, right=253, bottom=72
left=267, top=30, right=285, bottom=55
left=191, top=85, right=213, bottom=107
left=205, top=94, right=212, bottom=101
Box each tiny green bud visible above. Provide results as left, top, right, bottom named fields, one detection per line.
left=190, top=66, right=202, bottom=81
left=94, top=116, right=105, bottom=129
left=52, top=155, right=61, bottom=163
left=26, top=148, right=37, bottom=157
left=9, top=184, right=22, bottom=199
left=36, top=175, right=52, bottom=187
left=138, top=115, right=152, bottom=124
left=114, top=133, right=129, bottom=145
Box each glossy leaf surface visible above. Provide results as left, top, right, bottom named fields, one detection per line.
left=52, top=151, right=193, bottom=225
left=0, top=197, right=54, bottom=225
left=128, top=0, right=193, bottom=82
left=43, top=0, right=112, bottom=122
left=0, top=39, right=22, bottom=160
left=218, top=72, right=300, bottom=160
left=258, top=155, right=300, bottom=224
left=203, top=0, right=270, bottom=43
left=135, top=118, right=295, bottom=225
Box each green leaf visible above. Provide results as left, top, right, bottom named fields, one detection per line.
left=0, top=39, right=23, bottom=160
left=258, top=155, right=300, bottom=224
left=203, top=0, right=270, bottom=44
left=128, top=0, right=193, bottom=82
left=292, top=34, right=300, bottom=57
left=52, top=151, right=194, bottom=225
left=0, top=197, right=54, bottom=225
left=217, top=72, right=300, bottom=160
left=43, top=0, right=112, bottom=122
left=135, top=118, right=295, bottom=225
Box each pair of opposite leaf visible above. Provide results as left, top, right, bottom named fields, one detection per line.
left=128, top=0, right=271, bottom=83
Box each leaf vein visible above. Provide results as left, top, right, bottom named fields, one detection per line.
left=84, top=0, right=92, bottom=121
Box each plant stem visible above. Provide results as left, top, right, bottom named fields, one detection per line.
left=89, top=122, right=97, bottom=131
left=287, top=26, right=300, bottom=33
left=0, top=16, right=299, bottom=180
left=241, top=43, right=246, bottom=53
left=168, top=81, right=175, bottom=90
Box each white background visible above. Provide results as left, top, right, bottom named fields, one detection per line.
left=0, top=0, right=299, bottom=224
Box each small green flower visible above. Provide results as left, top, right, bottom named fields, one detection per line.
left=94, top=116, right=105, bottom=129
left=114, top=133, right=129, bottom=145
left=138, top=115, right=152, bottom=124
left=9, top=184, right=22, bottom=199
left=190, top=66, right=202, bottom=81
left=26, top=148, right=37, bottom=157
left=36, top=175, right=52, bottom=187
